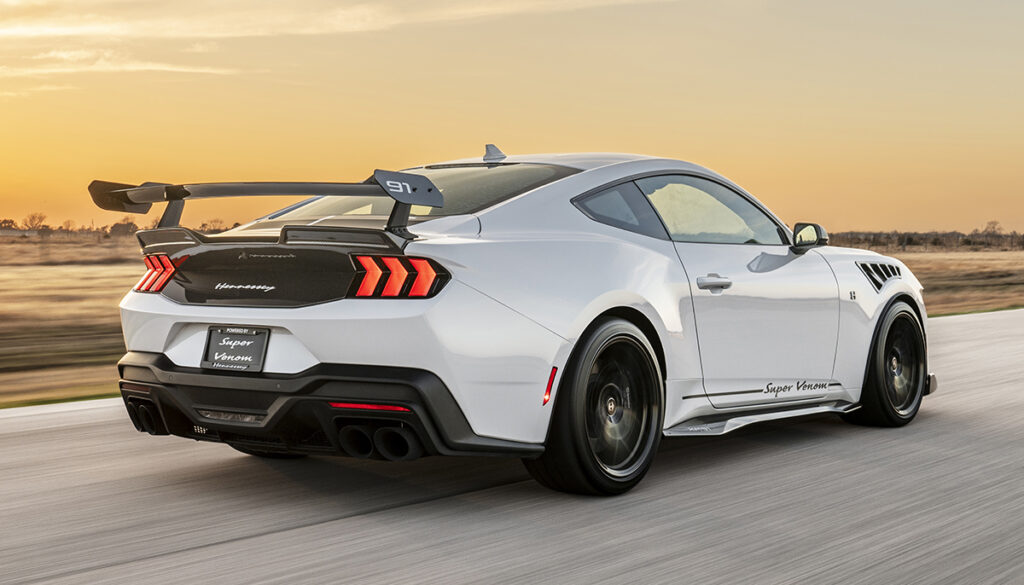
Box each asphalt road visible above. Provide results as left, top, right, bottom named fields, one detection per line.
left=2, top=310, right=1022, bottom=585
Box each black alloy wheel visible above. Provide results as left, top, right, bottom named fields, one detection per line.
left=524, top=318, right=663, bottom=495
left=842, top=300, right=926, bottom=427
left=882, top=313, right=924, bottom=416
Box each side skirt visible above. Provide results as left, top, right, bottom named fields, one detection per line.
left=663, top=401, right=859, bottom=437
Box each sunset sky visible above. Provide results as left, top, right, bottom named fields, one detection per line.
left=1, top=0, right=1022, bottom=232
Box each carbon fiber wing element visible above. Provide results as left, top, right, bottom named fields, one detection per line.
left=88, top=170, right=443, bottom=236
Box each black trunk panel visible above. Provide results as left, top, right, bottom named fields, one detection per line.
left=162, top=244, right=358, bottom=307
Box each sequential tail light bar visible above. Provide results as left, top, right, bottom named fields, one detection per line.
left=133, top=254, right=180, bottom=292
left=350, top=255, right=449, bottom=299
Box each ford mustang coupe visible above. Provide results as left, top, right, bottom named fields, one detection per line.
left=91, top=146, right=936, bottom=495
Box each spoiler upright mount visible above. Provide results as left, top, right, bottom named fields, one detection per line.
left=88, top=169, right=443, bottom=240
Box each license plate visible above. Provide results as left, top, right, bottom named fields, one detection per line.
left=201, top=327, right=269, bottom=372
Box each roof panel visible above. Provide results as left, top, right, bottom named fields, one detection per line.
left=415, top=152, right=657, bottom=171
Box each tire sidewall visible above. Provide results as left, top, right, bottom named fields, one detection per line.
left=869, top=301, right=926, bottom=425
left=561, top=319, right=664, bottom=494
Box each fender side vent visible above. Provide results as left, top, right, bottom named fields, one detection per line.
left=857, top=262, right=902, bottom=292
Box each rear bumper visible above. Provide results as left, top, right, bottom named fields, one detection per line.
left=118, top=351, right=543, bottom=457
left=925, top=372, right=938, bottom=396
left=119, top=280, right=567, bottom=443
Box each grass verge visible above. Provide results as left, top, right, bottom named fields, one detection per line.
left=929, top=305, right=1024, bottom=318
left=0, top=385, right=119, bottom=409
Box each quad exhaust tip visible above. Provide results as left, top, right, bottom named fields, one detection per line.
left=338, top=425, right=376, bottom=459
left=136, top=403, right=158, bottom=435
left=125, top=401, right=143, bottom=432
left=373, top=427, right=423, bottom=461
left=337, top=425, right=423, bottom=461
left=125, top=398, right=166, bottom=435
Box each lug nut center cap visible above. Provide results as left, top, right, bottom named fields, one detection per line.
left=890, top=354, right=902, bottom=375
left=606, top=397, right=617, bottom=415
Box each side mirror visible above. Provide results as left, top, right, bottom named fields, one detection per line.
left=792, top=222, right=828, bottom=254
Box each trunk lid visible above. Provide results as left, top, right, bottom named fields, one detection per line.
left=136, top=226, right=402, bottom=307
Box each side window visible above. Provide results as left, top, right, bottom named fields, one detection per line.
left=636, top=175, right=785, bottom=245
left=574, top=182, right=668, bottom=239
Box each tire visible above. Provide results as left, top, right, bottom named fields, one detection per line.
left=524, top=318, right=664, bottom=495
left=229, top=444, right=308, bottom=459
left=842, top=301, right=926, bottom=427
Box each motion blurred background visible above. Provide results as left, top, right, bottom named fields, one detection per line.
left=2, top=0, right=1023, bottom=407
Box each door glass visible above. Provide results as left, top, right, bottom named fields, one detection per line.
left=636, top=175, right=784, bottom=245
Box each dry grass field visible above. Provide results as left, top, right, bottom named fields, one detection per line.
left=898, top=251, right=1024, bottom=316
left=0, top=237, right=140, bottom=407
left=0, top=233, right=140, bottom=265
left=0, top=236, right=1021, bottom=407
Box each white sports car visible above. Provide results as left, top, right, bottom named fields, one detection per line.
left=91, top=146, right=936, bottom=495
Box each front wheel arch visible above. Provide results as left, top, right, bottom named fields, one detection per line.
left=845, top=297, right=927, bottom=427
left=862, top=294, right=928, bottom=394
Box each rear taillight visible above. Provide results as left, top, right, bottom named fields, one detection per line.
left=133, top=254, right=179, bottom=293
left=351, top=255, right=448, bottom=298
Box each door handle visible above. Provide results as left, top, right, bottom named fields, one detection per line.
left=696, top=274, right=733, bottom=291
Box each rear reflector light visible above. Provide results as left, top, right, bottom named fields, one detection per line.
left=351, top=255, right=448, bottom=299
left=328, top=402, right=412, bottom=412
left=134, top=254, right=179, bottom=292
left=543, top=367, right=558, bottom=405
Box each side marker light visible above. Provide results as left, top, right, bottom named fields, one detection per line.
left=543, top=367, right=558, bottom=405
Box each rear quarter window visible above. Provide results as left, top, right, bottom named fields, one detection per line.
left=574, top=182, right=668, bottom=239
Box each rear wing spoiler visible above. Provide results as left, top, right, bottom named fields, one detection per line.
left=88, top=169, right=442, bottom=239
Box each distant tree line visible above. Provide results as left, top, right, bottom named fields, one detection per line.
left=0, top=212, right=238, bottom=237
left=831, top=221, right=1023, bottom=251
left=3, top=212, right=1019, bottom=249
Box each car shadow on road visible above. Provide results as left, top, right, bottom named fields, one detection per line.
left=159, top=408, right=943, bottom=513
left=183, top=413, right=878, bottom=501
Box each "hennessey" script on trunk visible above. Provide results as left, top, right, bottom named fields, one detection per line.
left=214, top=283, right=276, bottom=293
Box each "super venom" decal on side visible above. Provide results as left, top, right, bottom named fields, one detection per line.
left=764, top=380, right=831, bottom=397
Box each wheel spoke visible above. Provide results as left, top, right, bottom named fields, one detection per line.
left=583, top=336, right=656, bottom=475
left=880, top=314, right=924, bottom=414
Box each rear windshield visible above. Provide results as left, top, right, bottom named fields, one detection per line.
left=261, top=163, right=579, bottom=222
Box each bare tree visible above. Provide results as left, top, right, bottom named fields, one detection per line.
left=61, top=219, right=76, bottom=232
left=22, top=212, right=46, bottom=230
left=980, top=221, right=1003, bottom=247
left=198, top=218, right=226, bottom=233
left=108, top=216, right=139, bottom=237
